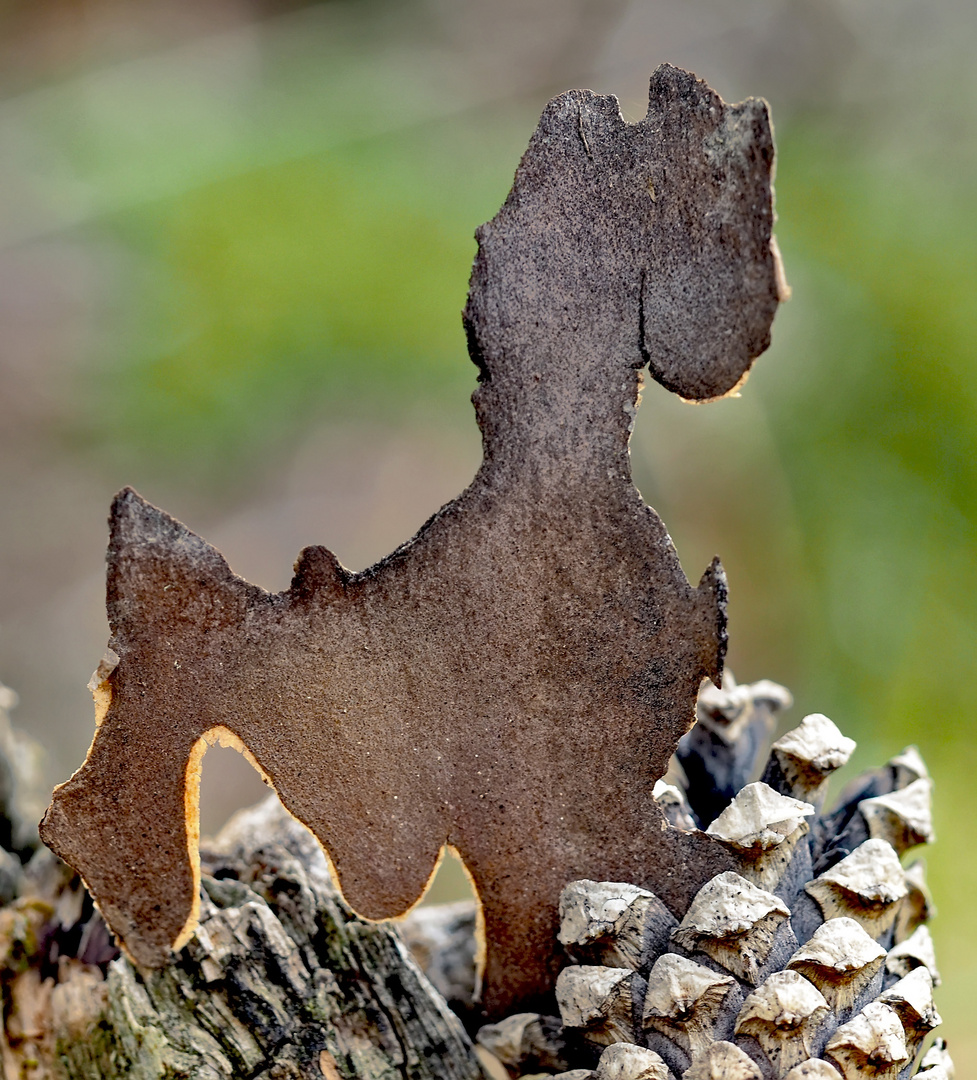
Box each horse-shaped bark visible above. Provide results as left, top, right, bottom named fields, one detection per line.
left=40, top=65, right=783, bottom=1019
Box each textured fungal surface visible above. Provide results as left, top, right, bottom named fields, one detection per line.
left=39, top=65, right=782, bottom=1018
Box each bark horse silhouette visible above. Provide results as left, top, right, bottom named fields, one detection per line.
left=40, top=66, right=783, bottom=1018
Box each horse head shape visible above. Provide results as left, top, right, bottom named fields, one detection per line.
left=40, top=65, right=783, bottom=1018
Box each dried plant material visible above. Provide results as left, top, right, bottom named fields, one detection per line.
left=594, top=1042, right=669, bottom=1080
left=683, top=1041, right=762, bottom=1079
left=554, top=1072, right=596, bottom=1080
left=641, top=952, right=736, bottom=1056
left=822, top=1002, right=909, bottom=1080
left=858, top=778, right=934, bottom=856
left=785, top=917, right=885, bottom=1015
left=475, top=1012, right=569, bottom=1075
left=919, top=1039, right=954, bottom=1077
left=556, top=965, right=645, bottom=1046
left=818, top=748, right=930, bottom=870
left=761, top=714, right=856, bottom=810
left=705, top=783, right=815, bottom=890
left=877, top=967, right=941, bottom=1056
left=884, top=923, right=940, bottom=985
left=887, top=746, right=928, bottom=788
left=734, top=971, right=829, bottom=1077
left=653, top=780, right=697, bottom=832
left=52, top=796, right=482, bottom=1080
left=894, top=859, right=935, bottom=942
left=804, top=840, right=907, bottom=942
left=559, top=880, right=677, bottom=971
left=678, top=676, right=793, bottom=826
left=782, top=1062, right=842, bottom=1079
left=671, top=871, right=791, bottom=984
left=39, top=63, right=784, bottom=1019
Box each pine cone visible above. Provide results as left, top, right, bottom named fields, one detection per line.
left=473, top=674, right=949, bottom=1080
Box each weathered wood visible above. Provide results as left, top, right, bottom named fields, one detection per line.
left=735, top=970, right=829, bottom=1078
left=31, top=798, right=483, bottom=1080
left=40, top=64, right=783, bottom=1019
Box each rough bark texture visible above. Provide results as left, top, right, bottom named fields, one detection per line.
left=40, top=64, right=783, bottom=1018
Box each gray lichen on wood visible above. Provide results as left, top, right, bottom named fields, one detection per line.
left=54, top=798, right=482, bottom=1080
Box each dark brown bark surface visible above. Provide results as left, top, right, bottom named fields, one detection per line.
left=40, top=65, right=783, bottom=1018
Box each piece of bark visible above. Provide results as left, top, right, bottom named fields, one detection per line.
left=785, top=917, right=886, bottom=1018
left=733, top=971, right=829, bottom=1078
left=40, top=63, right=783, bottom=1018
left=760, top=714, right=856, bottom=813
left=594, top=1043, right=669, bottom=1080
left=677, top=676, right=793, bottom=827
left=53, top=797, right=483, bottom=1080
left=559, top=880, right=678, bottom=972
left=683, top=1041, right=763, bottom=1079
left=671, top=871, right=793, bottom=984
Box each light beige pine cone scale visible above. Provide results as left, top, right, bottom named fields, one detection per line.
left=471, top=675, right=949, bottom=1080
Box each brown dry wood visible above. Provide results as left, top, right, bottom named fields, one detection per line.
left=40, top=64, right=782, bottom=1018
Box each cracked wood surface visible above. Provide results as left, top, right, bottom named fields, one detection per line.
left=40, top=64, right=782, bottom=1018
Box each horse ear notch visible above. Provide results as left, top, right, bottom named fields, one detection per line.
left=290, top=545, right=349, bottom=603
left=639, top=64, right=783, bottom=401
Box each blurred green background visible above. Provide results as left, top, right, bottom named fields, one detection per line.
left=0, top=0, right=974, bottom=1065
